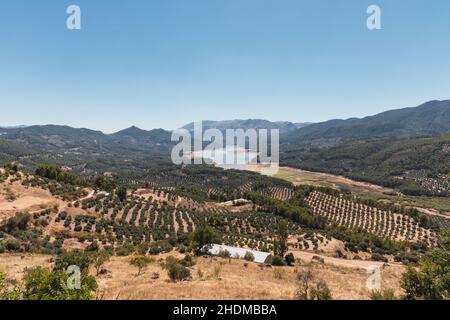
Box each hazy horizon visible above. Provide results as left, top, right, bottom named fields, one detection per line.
left=1, top=98, right=448, bottom=134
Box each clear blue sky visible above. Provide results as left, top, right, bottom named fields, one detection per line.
left=1, top=0, right=450, bottom=133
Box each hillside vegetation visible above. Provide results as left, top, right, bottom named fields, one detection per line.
left=282, top=136, right=450, bottom=196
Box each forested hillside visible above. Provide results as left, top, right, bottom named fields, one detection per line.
left=283, top=100, right=450, bottom=147
left=281, top=136, right=450, bottom=195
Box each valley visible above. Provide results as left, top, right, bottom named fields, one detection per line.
left=0, top=162, right=446, bottom=300
left=0, top=100, right=449, bottom=301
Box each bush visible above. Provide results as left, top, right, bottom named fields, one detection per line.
left=295, top=269, right=332, bottom=300
left=164, top=256, right=191, bottom=282
left=84, top=241, right=99, bottom=252
left=158, top=240, right=174, bottom=253
left=0, top=272, right=21, bottom=300
left=401, top=242, right=450, bottom=300
left=309, top=281, right=332, bottom=300
left=178, top=244, right=187, bottom=254
left=115, top=245, right=134, bottom=256
left=149, top=244, right=161, bottom=255
left=285, top=253, right=295, bottom=266
left=244, top=251, right=255, bottom=262
left=58, top=211, right=68, bottom=220
left=218, top=249, right=231, bottom=259
left=23, top=266, right=97, bottom=300
left=271, top=255, right=286, bottom=266
left=371, top=253, right=388, bottom=263
left=2, top=212, right=30, bottom=233
left=180, top=254, right=196, bottom=267
left=55, top=250, right=91, bottom=273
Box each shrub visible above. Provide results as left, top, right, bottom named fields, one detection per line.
left=244, top=251, right=255, bottom=262
left=309, top=281, right=332, bottom=300
left=371, top=253, right=388, bottom=263
left=23, top=266, right=97, bottom=300
left=218, top=249, right=231, bottom=259
left=401, top=238, right=450, bottom=300
left=178, top=244, right=187, bottom=254
left=2, top=212, right=30, bottom=233
left=295, top=269, right=332, bottom=300
left=271, top=255, right=286, bottom=266
left=149, top=244, right=161, bottom=255
left=164, top=256, right=191, bottom=282
left=115, top=245, right=133, bottom=256
left=158, top=240, right=173, bottom=253
left=180, top=254, right=196, bottom=267
left=0, top=272, right=21, bottom=300
left=55, top=250, right=91, bottom=274
left=285, top=253, right=295, bottom=266
left=84, top=241, right=99, bottom=252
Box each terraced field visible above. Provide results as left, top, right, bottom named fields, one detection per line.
left=304, top=191, right=438, bottom=246
left=37, top=189, right=303, bottom=253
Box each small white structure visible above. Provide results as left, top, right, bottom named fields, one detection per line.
left=207, top=244, right=272, bottom=264
left=97, top=191, right=110, bottom=197
left=219, top=198, right=251, bottom=207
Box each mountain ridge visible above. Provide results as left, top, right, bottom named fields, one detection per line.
left=283, top=100, right=450, bottom=147
left=0, top=99, right=449, bottom=179
left=181, top=119, right=311, bottom=134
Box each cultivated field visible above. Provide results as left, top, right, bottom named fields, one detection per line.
left=247, top=165, right=450, bottom=214
left=0, top=170, right=445, bottom=300
left=305, top=191, right=437, bottom=245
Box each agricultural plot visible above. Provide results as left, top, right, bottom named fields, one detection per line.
left=2, top=168, right=445, bottom=267
left=403, top=170, right=450, bottom=195
left=44, top=188, right=302, bottom=253
left=258, top=186, right=294, bottom=201
left=304, top=191, right=438, bottom=246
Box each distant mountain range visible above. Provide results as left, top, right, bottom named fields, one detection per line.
left=0, top=100, right=449, bottom=185
left=182, top=119, right=311, bottom=134
left=0, top=125, right=172, bottom=154
left=2, top=99, right=448, bottom=150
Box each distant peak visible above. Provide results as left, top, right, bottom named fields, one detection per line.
left=123, top=125, right=144, bottom=131
left=127, top=125, right=142, bottom=130
left=113, top=125, right=149, bottom=136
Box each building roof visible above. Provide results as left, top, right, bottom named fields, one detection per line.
left=207, top=244, right=272, bottom=264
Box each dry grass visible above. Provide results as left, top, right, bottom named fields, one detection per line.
left=97, top=254, right=404, bottom=300
left=0, top=254, right=53, bottom=281
left=0, top=252, right=404, bottom=300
